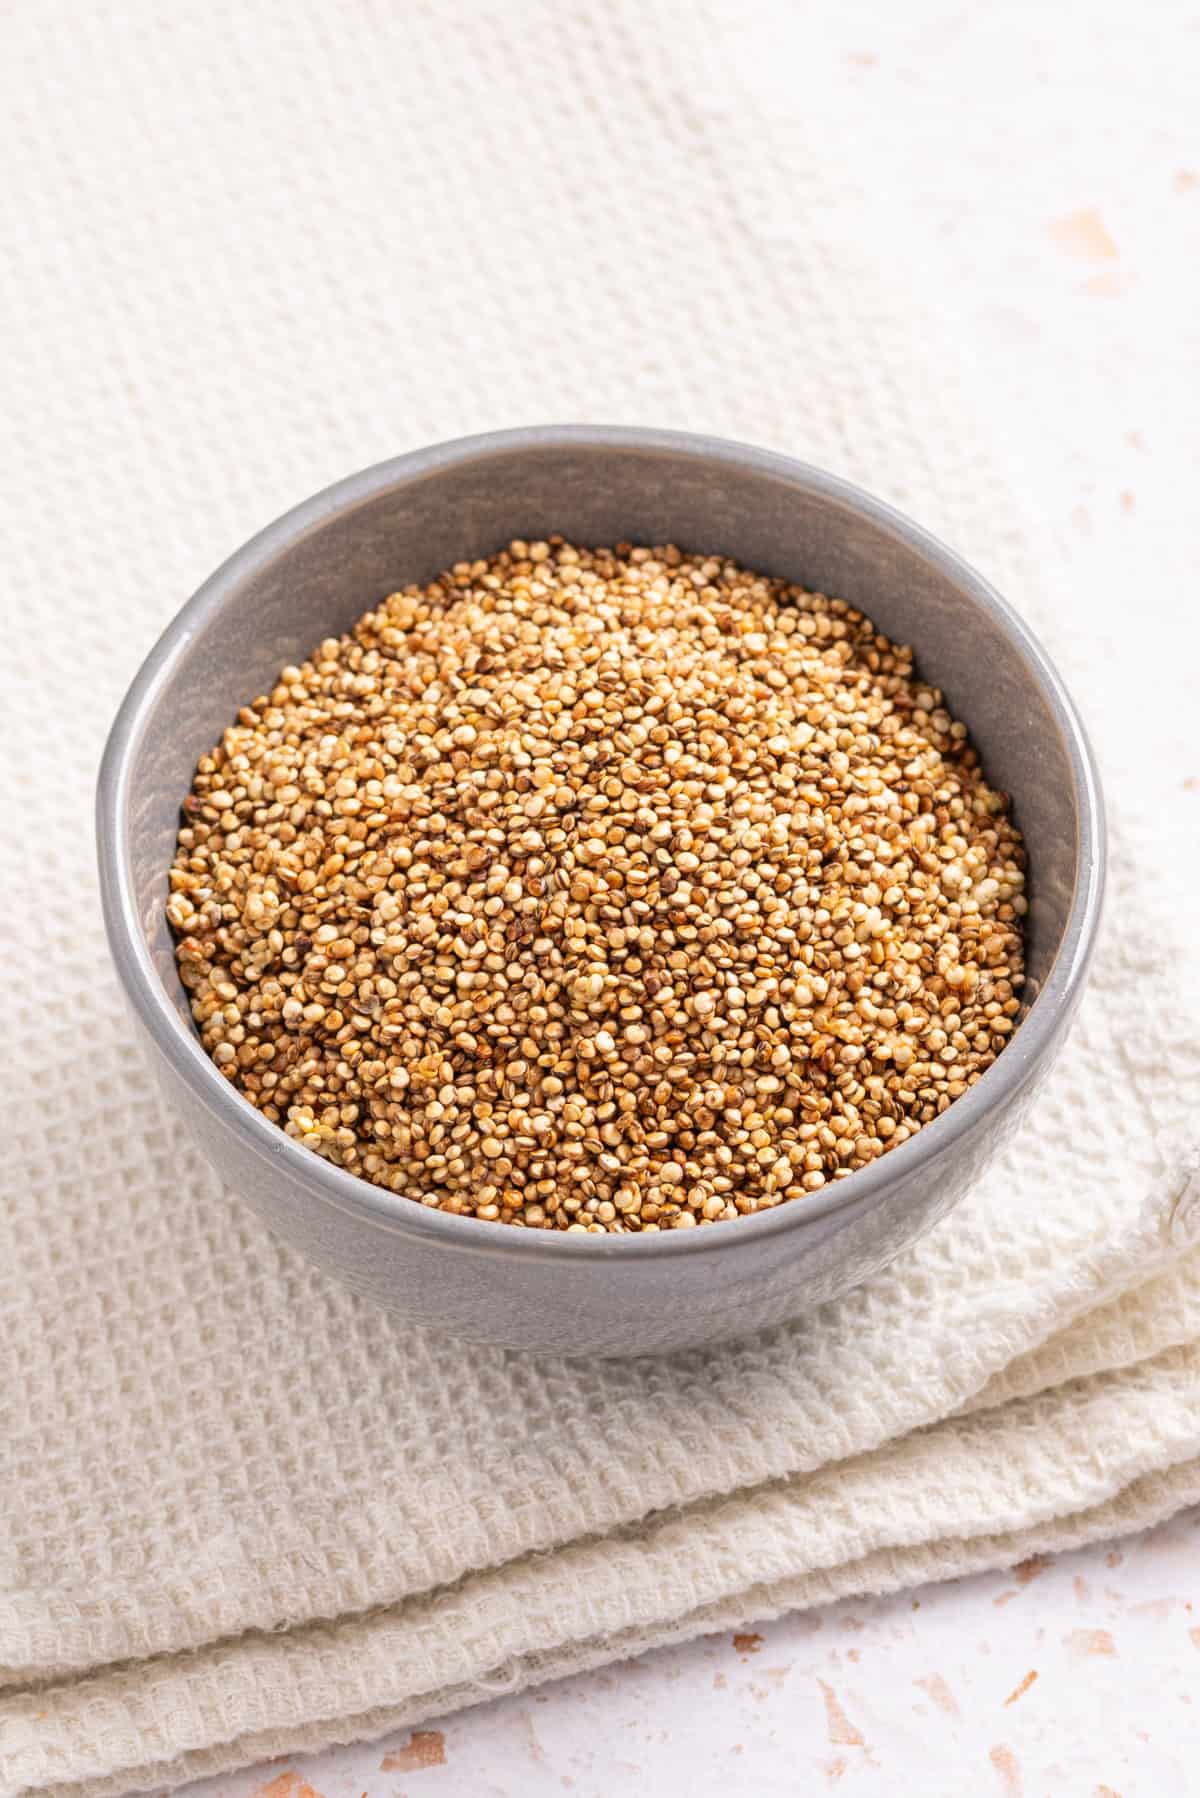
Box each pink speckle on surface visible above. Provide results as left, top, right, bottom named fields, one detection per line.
left=1004, top=1670, right=1038, bottom=1707
left=915, top=1673, right=960, bottom=1717
left=250, top=1776, right=325, bottom=1798
left=1064, top=1628, right=1117, bottom=1657
left=1049, top=207, right=1120, bottom=261
left=819, top=1681, right=866, bottom=1748
left=989, top=1743, right=1023, bottom=1795
left=519, top=1711, right=546, bottom=1764
left=380, top=1732, right=447, bottom=1772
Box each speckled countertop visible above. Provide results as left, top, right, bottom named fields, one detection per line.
left=179, top=3, right=1200, bottom=1793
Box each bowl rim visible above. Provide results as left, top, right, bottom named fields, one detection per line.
left=97, top=423, right=1106, bottom=1264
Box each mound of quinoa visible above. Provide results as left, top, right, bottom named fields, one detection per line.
left=169, top=539, right=1026, bottom=1233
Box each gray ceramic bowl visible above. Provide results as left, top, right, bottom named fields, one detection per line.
left=98, top=426, right=1104, bottom=1357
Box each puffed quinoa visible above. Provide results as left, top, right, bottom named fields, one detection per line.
left=169, top=539, right=1026, bottom=1233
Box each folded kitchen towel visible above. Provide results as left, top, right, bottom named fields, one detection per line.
left=2, top=2, right=1198, bottom=1794
left=8, top=1310, right=1200, bottom=1798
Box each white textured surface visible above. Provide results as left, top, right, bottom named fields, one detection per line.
left=2, top=0, right=1199, bottom=1794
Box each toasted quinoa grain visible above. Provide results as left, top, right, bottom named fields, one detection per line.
left=169, top=539, right=1027, bottom=1233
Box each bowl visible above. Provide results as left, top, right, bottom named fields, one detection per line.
left=97, top=426, right=1104, bottom=1357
